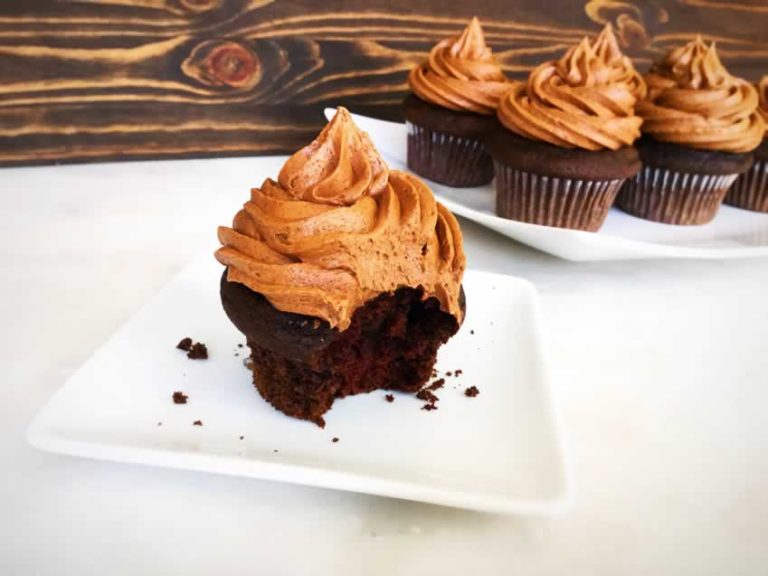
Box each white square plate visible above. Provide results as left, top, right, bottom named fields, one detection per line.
left=28, top=254, right=570, bottom=515
left=326, top=109, right=768, bottom=262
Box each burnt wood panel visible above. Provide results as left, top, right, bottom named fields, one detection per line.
left=0, top=0, right=766, bottom=166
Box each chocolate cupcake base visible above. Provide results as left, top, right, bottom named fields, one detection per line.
left=403, top=94, right=496, bottom=187
left=485, top=128, right=639, bottom=231
left=494, top=162, right=623, bottom=231
left=407, top=122, right=493, bottom=187
left=617, top=139, right=755, bottom=224
left=725, top=141, right=768, bottom=213
left=221, top=272, right=463, bottom=427
left=617, top=166, right=739, bottom=225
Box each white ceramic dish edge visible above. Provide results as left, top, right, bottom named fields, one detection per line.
left=27, top=258, right=572, bottom=516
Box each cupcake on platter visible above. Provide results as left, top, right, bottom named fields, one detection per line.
left=405, top=17, right=510, bottom=187
left=487, top=25, right=644, bottom=231
left=215, top=108, right=466, bottom=427
left=725, top=76, right=768, bottom=212
left=617, top=38, right=765, bottom=224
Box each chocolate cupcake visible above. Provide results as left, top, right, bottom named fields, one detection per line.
left=405, top=17, right=510, bottom=187
left=215, top=108, right=466, bottom=427
left=618, top=38, right=765, bottom=225
left=725, top=76, right=768, bottom=212
left=487, top=25, right=643, bottom=231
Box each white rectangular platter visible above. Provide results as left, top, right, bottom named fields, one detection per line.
left=28, top=254, right=570, bottom=515
left=327, top=108, right=768, bottom=261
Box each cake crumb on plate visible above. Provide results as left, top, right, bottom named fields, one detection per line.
left=187, top=342, right=208, bottom=360
left=465, top=386, right=480, bottom=398
left=176, top=337, right=192, bottom=351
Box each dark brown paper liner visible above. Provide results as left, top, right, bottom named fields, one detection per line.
left=493, top=162, right=622, bottom=232
left=724, top=159, right=768, bottom=213
left=407, top=122, right=493, bottom=187
left=617, top=166, right=738, bottom=225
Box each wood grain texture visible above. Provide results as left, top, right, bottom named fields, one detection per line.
left=0, top=0, right=766, bottom=167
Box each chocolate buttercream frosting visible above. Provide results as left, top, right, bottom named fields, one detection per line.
left=215, top=108, right=466, bottom=330
left=408, top=17, right=510, bottom=115
left=639, top=37, right=764, bottom=153
left=497, top=34, right=643, bottom=151
left=591, top=24, right=646, bottom=100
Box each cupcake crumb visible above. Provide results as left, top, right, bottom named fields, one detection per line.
left=176, top=337, right=193, bottom=351
left=427, top=378, right=445, bottom=391
left=416, top=389, right=438, bottom=403
left=239, top=435, right=244, bottom=440
left=421, top=403, right=438, bottom=411
left=455, top=369, right=463, bottom=377
left=332, top=437, right=339, bottom=443
left=172, top=391, right=188, bottom=404
left=193, top=420, right=203, bottom=426
left=385, top=394, right=394, bottom=403
left=187, top=342, right=208, bottom=360
left=465, top=386, right=480, bottom=398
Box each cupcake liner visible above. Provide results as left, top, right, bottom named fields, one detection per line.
left=407, top=122, right=493, bottom=187
left=493, top=161, right=623, bottom=232
left=617, top=166, right=738, bottom=225
left=724, top=159, right=768, bottom=213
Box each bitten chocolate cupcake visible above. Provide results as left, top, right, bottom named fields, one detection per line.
left=618, top=38, right=765, bottom=224
left=725, top=76, right=768, bottom=212
left=215, top=108, right=466, bottom=427
left=405, top=17, right=510, bottom=187
left=487, top=25, right=643, bottom=231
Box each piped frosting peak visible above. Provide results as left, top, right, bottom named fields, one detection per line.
left=591, top=24, right=647, bottom=99
left=638, top=37, right=764, bottom=153
left=497, top=28, right=643, bottom=151
left=278, top=107, right=388, bottom=206
left=408, top=17, right=510, bottom=115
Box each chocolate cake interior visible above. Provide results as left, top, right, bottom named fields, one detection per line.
left=221, top=272, right=463, bottom=427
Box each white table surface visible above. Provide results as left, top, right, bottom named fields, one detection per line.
left=2, top=157, right=767, bottom=576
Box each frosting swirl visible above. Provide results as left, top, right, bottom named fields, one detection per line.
left=638, top=37, right=764, bottom=153
left=591, top=24, right=647, bottom=100
left=497, top=36, right=643, bottom=150
left=408, top=17, right=510, bottom=115
left=215, top=108, right=466, bottom=330
left=758, top=75, right=768, bottom=128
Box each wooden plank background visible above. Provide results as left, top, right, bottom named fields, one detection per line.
left=0, top=0, right=766, bottom=167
